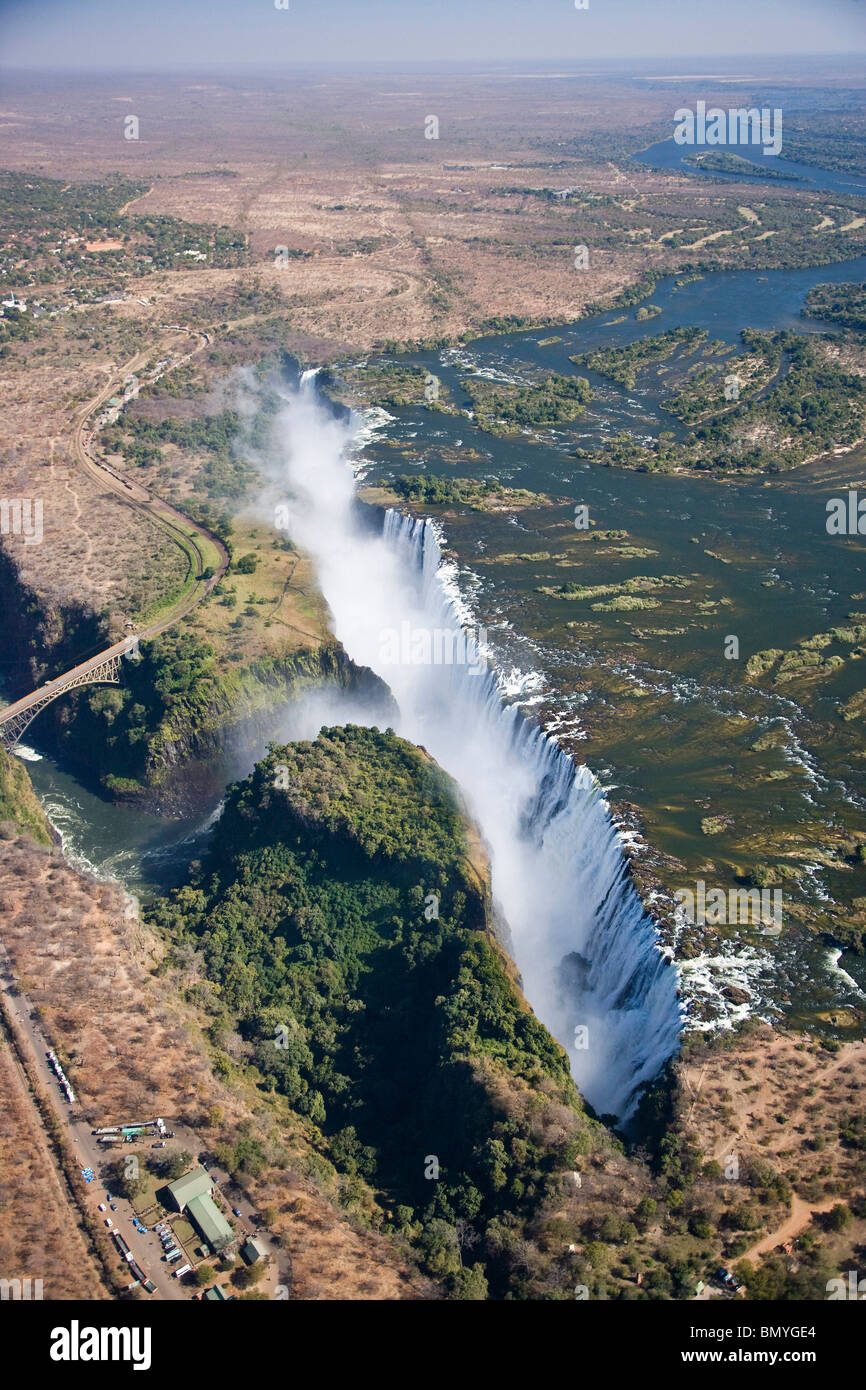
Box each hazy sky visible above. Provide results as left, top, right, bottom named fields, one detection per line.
left=1, top=0, right=864, bottom=70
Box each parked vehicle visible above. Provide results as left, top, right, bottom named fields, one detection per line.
left=173, top=1264, right=191, bottom=1279
left=143, top=1279, right=156, bottom=1294
left=97, top=1203, right=107, bottom=1213
left=232, top=1208, right=242, bottom=1218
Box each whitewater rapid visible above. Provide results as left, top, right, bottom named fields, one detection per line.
left=267, top=376, right=683, bottom=1123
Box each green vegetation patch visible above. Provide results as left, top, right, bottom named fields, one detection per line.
left=802, top=281, right=866, bottom=333
left=319, top=362, right=450, bottom=409
left=389, top=475, right=549, bottom=509
left=746, top=625, right=866, bottom=688
left=539, top=574, right=691, bottom=602
left=461, top=372, right=592, bottom=434
left=570, top=327, right=706, bottom=389
left=0, top=747, right=53, bottom=845
left=591, top=595, right=661, bottom=612
left=683, top=151, right=800, bottom=181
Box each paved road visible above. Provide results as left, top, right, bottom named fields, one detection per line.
left=0, top=946, right=184, bottom=1301
left=0, top=946, right=291, bottom=1299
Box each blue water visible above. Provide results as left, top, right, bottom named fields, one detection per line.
left=633, top=137, right=866, bottom=198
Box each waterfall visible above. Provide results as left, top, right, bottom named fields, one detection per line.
left=268, top=377, right=683, bottom=1124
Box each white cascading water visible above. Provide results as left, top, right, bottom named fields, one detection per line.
left=266, top=376, right=683, bottom=1123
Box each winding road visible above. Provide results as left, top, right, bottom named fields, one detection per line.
left=0, top=326, right=230, bottom=746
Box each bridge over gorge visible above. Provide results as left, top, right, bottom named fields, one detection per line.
left=0, top=636, right=139, bottom=751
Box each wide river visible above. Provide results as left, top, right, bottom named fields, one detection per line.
left=13, top=249, right=866, bottom=1041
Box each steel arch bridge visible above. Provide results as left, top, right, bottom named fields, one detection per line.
left=0, top=638, right=137, bottom=752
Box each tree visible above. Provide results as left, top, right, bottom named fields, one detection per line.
left=109, top=1156, right=144, bottom=1202
left=448, top=1265, right=488, bottom=1300
left=233, top=1262, right=264, bottom=1289
left=162, top=1150, right=192, bottom=1181
left=584, top=1241, right=610, bottom=1273
left=418, top=1220, right=461, bottom=1280
left=825, top=1203, right=852, bottom=1232
left=635, top=1197, right=657, bottom=1228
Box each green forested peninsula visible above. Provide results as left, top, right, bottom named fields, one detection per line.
left=149, top=725, right=610, bottom=1297
left=802, top=281, right=866, bottom=333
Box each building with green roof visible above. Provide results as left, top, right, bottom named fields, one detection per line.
left=165, top=1167, right=212, bottom=1212
left=165, top=1167, right=234, bottom=1254
left=186, top=1193, right=233, bottom=1254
